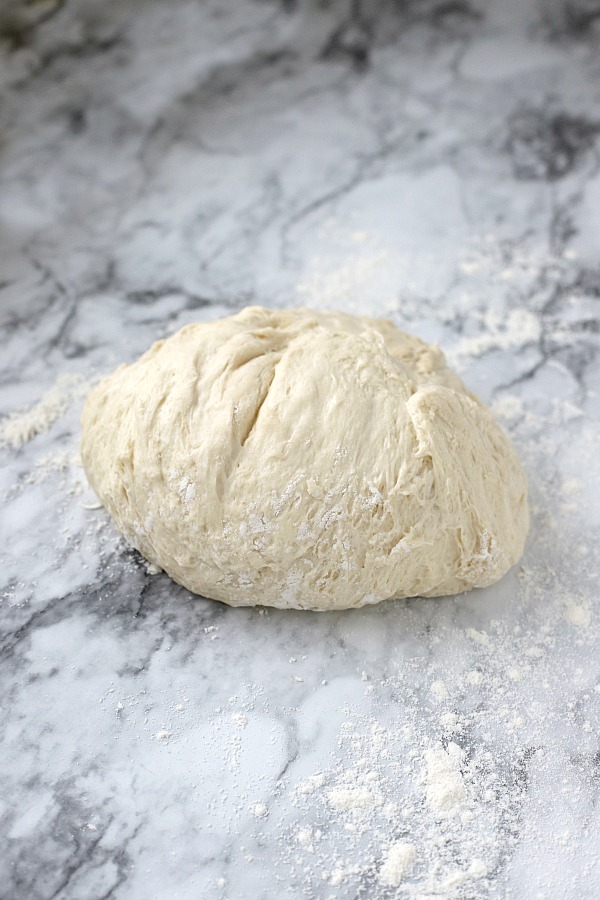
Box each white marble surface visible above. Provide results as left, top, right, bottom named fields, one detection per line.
left=1, top=1, right=600, bottom=897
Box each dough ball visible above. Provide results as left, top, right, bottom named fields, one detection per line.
left=81, top=306, right=528, bottom=611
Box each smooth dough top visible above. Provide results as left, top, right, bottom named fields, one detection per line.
left=81, top=306, right=528, bottom=610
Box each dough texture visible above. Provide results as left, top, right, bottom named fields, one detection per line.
left=81, top=306, right=528, bottom=611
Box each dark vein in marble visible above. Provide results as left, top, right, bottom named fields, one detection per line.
left=507, top=109, right=600, bottom=181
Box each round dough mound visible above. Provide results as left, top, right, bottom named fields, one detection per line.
left=81, top=306, right=528, bottom=611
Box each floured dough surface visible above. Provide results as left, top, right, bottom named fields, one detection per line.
left=81, top=306, right=528, bottom=610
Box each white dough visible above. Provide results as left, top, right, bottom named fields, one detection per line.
left=81, top=306, right=528, bottom=610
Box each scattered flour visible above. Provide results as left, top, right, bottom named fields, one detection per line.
left=327, top=787, right=379, bottom=814
left=296, top=234, right=393, bottom=315
left=251, top=803, right=269, bottom=819
left=379, top=842, right=417, bottom=887
left=468, top=858, right=489, bottom=878
left=443, top=868, right=469, bottom=890
left=424, top=743, right=467, bottom=817
left=285, top=700, right=510, bottom=897
left=441, top=712, right=461, bottom=730
left=565, top=602, right=591, bottom=628
left=430, top=680, right=450, bottom=702
left=448, top=309, right=541, bottom=366
left=298, top=774, right=326, bottom=795
left=465, top=628, right=491, bottom=646
left=329, top=865, right=361, bottom=885
left=491, top=394, right=525, bottom=421
left=0, top=374, right=91, bottom=449
left=561, top=478, right=582, bottom=496
left=296, top=827, right=312, bottom=848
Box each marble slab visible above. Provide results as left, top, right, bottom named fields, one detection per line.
left=1, top=1, right=599, bottom=897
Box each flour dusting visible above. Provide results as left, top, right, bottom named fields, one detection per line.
left=0, top=374, right=92, bottom=449
left=424, top=743, right=468, bottom=817
left=379, top=842, right=417, bottom=886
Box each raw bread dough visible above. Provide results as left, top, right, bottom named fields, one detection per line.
left=81, top=306, right=528, bottom=610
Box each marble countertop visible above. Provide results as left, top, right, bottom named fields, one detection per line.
left=1, top=1, right=600, bottom=897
